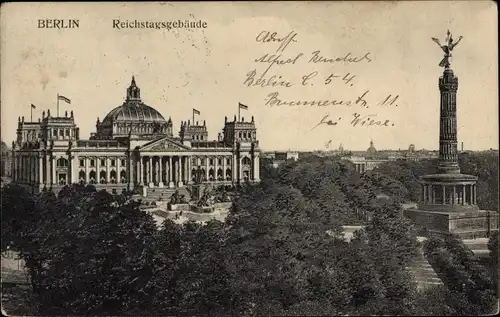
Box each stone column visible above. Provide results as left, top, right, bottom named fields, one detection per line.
left=45, top=154, right=50, bottom=185
left=232, top=153, right=237, bottom=183
left=85, top=158, right=89, bottom=183
left=223, top=156, right=227, bottom=181
left=148, top=156, right=153, bottom=187
left=51, top=155, right=56, bottom=185
left=106, top=157, right=110, bottom=184
left=469, top=184, right=473, bottom=205
left=178, top=156, right=184, bottom=187
left=452, top=185, right=456, bottom=205
left=116, top=157, right=121, bottom=183
left=205, top=156, right=209, bottom=181
left=473, top=184, right=477, bottom=205
left=155, top=156, right=161, bottom=186
left=422, top=184, right=426, bottom=203
left=159, top=156, right=164, bottom=187
left=214, top=156, right=218, bottom=181
left=168, top=156, right=174, bottom=188
left=186, top=156, right=193, bottom=184
left=441, top=185, right=446, bottom=205
left=38, top=154, right=43, bottom=185
left=461, top=185, right=465, bottom=205
left=184, top=156, right=188, bottom=183
left=136, top=160, right=141, bottom=185
left=140, top=157, right=144, bottom=185
left=68, top=154, right=74, bottom=184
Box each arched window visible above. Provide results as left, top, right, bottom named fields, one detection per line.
left=242, top=157, right=252, bottom=165
left=57, top=158, right=69, bottom=167
left=209, top=168, right=215, bottom=181
left=110, top=170, right=117, bottom=184
left=59, top=129, right=64, bottom=137
left=225, top=169, right=232, bottom=181
left=100, top=171, right=107, bottom=184
left=89, top=170, right=96, bottom=184
left=120, top=170, right=127, bottom=183
left=79, top=170, right=86, bottom=183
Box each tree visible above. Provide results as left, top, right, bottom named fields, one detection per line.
left=17, top=184, right=161, bottom=315
left=423, top=234, right=498, bottom=315
left=1, top=184, right=37, bottom=251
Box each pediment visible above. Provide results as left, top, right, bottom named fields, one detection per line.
left=140, top=137, right=190, bottom=151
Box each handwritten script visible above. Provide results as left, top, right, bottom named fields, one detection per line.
left=244, top=30, right=402, bottom=136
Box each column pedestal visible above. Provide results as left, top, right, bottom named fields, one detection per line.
left=158, top=182, right=164, bottom=188
left=177, top=181, right=184, bottom=188
left=169, top=181, right=174, bottom=188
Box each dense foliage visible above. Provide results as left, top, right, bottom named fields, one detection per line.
left=372, top=151, right=499, bottom=209
left=422, top=234, right=498, bottom=315
left=2, top=153, right=497, bottom=315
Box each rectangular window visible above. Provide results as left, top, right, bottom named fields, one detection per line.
left=90, top=159, right=95, bottom=167
left=101, top=159, right=105, bottom=166
left=79, top=159, right=84, bottom=167
left=227, top=158, right=231, bottom=165
left=201, top=159, right=205, bottom=165
left=121, top=159, right=126, bottom=166
left=210, top=159, right=214, bottom=165
left=111, top=159, right=116, bottom=167
left=218, top=159, right=222, bottom=165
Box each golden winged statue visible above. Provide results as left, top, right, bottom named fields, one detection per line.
left=431, top=30, right=463, bottom=68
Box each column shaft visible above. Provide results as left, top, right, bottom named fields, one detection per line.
left=469, top=184, right=473, bottom=205
left=159, top=157, right=163, bottom=184
left=85, top=158, right=89, bottom=183
left=442, top=185, right=446, bottom=205
left=51, top=155, right=56, bottom=185
left=168, top=156, right=172, bottom=183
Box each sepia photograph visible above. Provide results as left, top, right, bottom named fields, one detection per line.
left=1, top=1, right=498, bottom=316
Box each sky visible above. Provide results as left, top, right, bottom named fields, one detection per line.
left=1, top=1, right=498, bottom=151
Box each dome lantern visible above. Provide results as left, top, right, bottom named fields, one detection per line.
left=126, top=76, right=141, bottom=102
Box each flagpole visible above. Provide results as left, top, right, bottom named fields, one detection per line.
left=238, top=104, right=240, bottom=122
left=192, top=109, right=194, bottom=126
left=57, top=94, right=60, bottom=117
left=30, top=105, right=33, bottom=122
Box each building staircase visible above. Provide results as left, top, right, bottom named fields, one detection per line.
left=140, top=186, right=191, bottom=203
left=407, top=246, right=443, bottom=290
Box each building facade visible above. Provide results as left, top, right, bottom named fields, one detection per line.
left=11, top=77, right=261, bottom=194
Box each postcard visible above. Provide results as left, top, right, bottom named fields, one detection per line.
left=1, top=2, right=498, bottom=316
